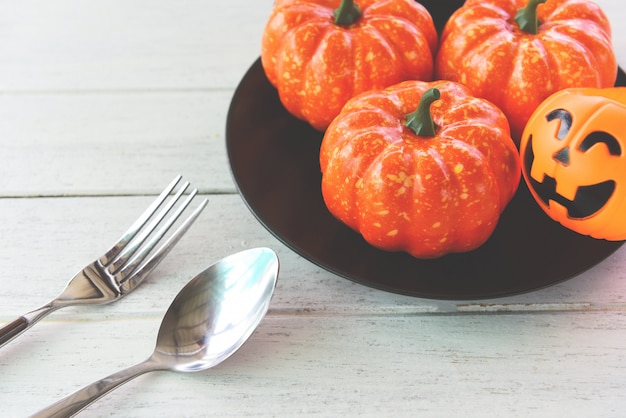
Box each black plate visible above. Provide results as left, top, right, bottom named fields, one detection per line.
left=226, top=1, right=625, bottom=300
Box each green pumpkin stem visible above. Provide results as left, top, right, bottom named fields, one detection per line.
left=406, top=88, right=441, bottom=137
left=515, top=0, right=547, bottom=34
left=334, top=0, right=361, bottom=26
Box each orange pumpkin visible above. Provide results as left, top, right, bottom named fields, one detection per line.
left=320, top=80, right=521, bottom=258
left=435, top=0, right=617, bottom=144
left=261, top=0, right=437, bottom=131
left=520, top=87, right=626, bottom=241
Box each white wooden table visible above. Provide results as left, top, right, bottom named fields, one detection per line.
left=1, top=1, right=625, bottom=416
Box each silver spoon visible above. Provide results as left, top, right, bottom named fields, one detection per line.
left=31, top=247, right=279, bottom=418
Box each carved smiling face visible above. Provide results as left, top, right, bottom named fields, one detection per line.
left=520, top=88, right=626, bottom=241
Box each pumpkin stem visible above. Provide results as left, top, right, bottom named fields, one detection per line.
left=334, top=0, right=361, bottom=26
left=515, top=0, right=547, bottom=34
left=406, top=88, right=441, bottom=137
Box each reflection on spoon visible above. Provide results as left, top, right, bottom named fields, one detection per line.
left=31, top=247, right=279, bottom=418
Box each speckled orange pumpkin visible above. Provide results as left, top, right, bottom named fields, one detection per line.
left=320, top=80, right=521, bottom=258
left=435, top=0, right=617, bottom=143
left=261, top=0, right=437, bottom=131
left=520, top=87, right=626, bottom=241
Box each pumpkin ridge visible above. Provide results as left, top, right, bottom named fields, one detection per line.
left=353, top=144, right=401, bottom=236
left=356, top=129, right=407, bottom=176
left=266, top=5, right=334, bottom=57
left=439, top=142, right=502, bottom=251
left=301, top=28, right=355, bottom=125
left=530, top=35, right=558, bottom=94
left=350, top=25, right=398, bottom=92
left=467, top=30, right=518, bottom=95
left=545, top=0, right=611, bottom=29
left=361, top=17, right=433, bottom=81
left=269, top=20, right=334, bottom=117
left=439, top=125, right=518, bottom=209
left=542, top=23, right=615, bottom=85
left=422, top=146, right=466, bottom=252
left=443, top=17, right=504, bottom=60
left=539, top=30, right=601, bottom=87
left=323, top=107, right=403, bottom=176
left=365, top=0, right=437, bottom=50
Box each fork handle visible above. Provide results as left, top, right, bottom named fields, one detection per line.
left=0, top=317, right=29, bottom=346
left=0, top=303, right=58, bottom=348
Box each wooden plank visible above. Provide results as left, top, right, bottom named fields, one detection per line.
left=2, top=311, right=625, bottom=417
left=0, top=0, right=273, bottom=91
left=0, top=92, right=237, bottom=196
left=1, top=194, right=624, bottom=317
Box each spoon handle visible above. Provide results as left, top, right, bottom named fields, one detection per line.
left=30, top=358, right=160, bottom=418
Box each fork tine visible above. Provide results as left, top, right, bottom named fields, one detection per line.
left=107, top=181, right=191, bottom=274
left=114, top=189, right=206, bottom=281
left=99, top=175, right=183, bottom=266
left=119, top=197, right=208, bottom=292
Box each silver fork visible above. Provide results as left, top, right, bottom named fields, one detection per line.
left=0, top=175, right=208, bottom=348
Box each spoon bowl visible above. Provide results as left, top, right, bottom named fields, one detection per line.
left=155, top=247, right=279, bottom=372
left=32, top=247, right=279, bottom=418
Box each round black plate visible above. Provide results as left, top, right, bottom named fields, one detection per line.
left=226, top=1, right=625, bottom=300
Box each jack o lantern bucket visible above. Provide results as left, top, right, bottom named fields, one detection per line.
left=520, top=87, right=626, bottom=241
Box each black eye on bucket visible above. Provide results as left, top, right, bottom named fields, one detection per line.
left=546, top=109, right=573, bottom=140
left=579, top=131, right=622, bottom=156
